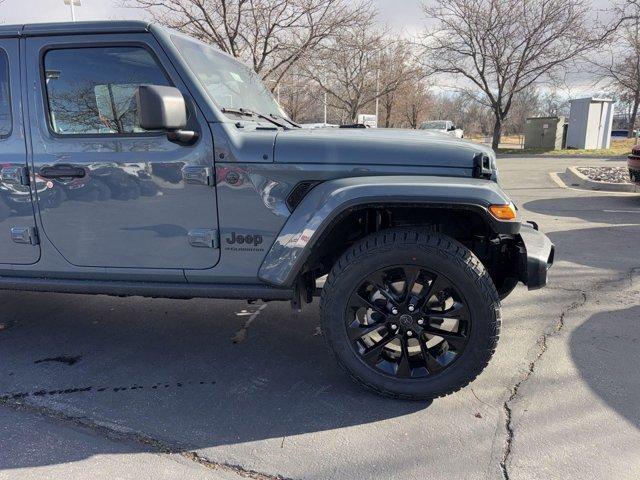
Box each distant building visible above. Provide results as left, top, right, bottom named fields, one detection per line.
left=565, top=98, right=614, bottom=150
left=524, top=116, right=566, bottom=150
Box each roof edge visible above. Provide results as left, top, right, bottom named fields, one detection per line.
left=0, top=21, right=151, bottom=39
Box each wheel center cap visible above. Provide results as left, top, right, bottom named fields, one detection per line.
left=399, top=314, right=413, bottom=327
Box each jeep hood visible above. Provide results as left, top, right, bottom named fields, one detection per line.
left=273, top=128, right=494, bottom=169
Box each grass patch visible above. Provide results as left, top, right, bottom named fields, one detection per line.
left=496, top=138, right=637, bottom=157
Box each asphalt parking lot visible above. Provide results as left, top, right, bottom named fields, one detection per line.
left=1, top=155, right=639, bottom=480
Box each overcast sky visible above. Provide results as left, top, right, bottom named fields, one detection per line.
left=1, top=0, right=427, bottom=30
left=0, top=0, right=616, bottom=94
left=0, top=0, right=613, bottom=36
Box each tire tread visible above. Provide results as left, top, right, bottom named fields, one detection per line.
left=320, top=228, right=501, bottom=400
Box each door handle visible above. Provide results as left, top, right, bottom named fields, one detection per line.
left=39, top=164, right=86, bottom=179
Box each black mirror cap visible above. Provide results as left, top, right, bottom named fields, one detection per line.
left=136, top=85, right=187, bottom=131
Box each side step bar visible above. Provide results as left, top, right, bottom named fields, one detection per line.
left=0, top=276, right=294, bottom=301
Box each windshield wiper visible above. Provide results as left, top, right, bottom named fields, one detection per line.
left=270, top=113, right=301, bottom=129
left=221, top=107, right=289, bottom=129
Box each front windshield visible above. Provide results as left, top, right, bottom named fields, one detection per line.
left=420, top=121, right=448, bottom=130
left=171, top=35, right=284, bottom=117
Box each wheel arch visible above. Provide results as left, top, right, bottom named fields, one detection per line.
left=258, top=176, right=520, bottom=288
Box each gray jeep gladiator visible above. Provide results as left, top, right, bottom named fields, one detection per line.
left=0, top=21, right=554, bottom=400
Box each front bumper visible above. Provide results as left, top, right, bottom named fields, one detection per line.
left=518, top=222, right=555, bottom=290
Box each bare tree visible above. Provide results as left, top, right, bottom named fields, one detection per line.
left=378, top=42, right=425, bottom=127
left=399, top=81, right=432, bottom=129
left=421, top=0, right=623, bottom=149
left=595, top=30, right=640, bottom=136
left=502, top=87, right=544, bottom=136
left=306, top=23, right=422, bottom=123
left=127, top=0, right=373, bottom=87
left=379, top=77, right=433, bottom=128
left=278, top=71, right=322, bottom=122
left=589, top=1, right=640, bottom=136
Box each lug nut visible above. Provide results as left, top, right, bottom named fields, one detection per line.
left=390, top=324, right=398, bottom=330
left=406, top=330, right=413, bottom=337
left=408, top=305, right=415, bottom=312
left=417, top=319, right=424, bottom=325
left=391, top=308, right=399, bottom=315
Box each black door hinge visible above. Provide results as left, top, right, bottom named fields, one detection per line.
left=188, top=229, right=220, bottom=248
left=11, top=226, right=39, bottom=246
left=182, top=166, right=214, bottom=186
left=1, top=166, right=30, bottom=186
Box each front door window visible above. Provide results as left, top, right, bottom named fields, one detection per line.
left=43, top=46, right=170, bottom=135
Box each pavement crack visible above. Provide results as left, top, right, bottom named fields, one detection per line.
left=182, top=450, right=293, bottom=480
left=0, top=400, right=293, bottom=480
left=499, top=266, right=640, bottom=479
left=500, top=291, right=587, bottom=480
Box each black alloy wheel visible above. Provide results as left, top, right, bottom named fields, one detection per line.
left=320, top=229, right=501, bottom=400
left=346, top=265, right=471, bottom=379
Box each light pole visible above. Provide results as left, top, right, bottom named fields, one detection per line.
left=63, top=0, right=81, bottom=21
left=324, top=91, right=327, bottom=125
left=375, top=50, right=381, bottom=126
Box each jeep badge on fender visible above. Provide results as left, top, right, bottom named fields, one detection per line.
left=226, top=232, right=263, bottom=247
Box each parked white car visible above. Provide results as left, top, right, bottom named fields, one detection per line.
left=419, top=120, right=464, bottom=138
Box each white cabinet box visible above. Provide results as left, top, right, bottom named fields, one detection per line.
left=566, top=98, right=614, bottom=150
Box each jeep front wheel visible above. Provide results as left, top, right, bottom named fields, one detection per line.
left=320, top=229, right=501, bottom=400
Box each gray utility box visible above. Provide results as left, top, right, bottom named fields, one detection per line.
left=524, top=116, right=566, bottom=150
left=566, top=98, right=614, bottom=150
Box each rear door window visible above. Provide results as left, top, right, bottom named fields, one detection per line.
left=0, top=50, right=11, bottom=138
left=43, top=46, right=171, bottom=135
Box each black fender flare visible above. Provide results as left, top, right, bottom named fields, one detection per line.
left=258, top=175, right=520, bottom=287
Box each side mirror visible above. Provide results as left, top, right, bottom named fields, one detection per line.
left=448, top=125, right=456, bottom=131
left=136, top=85, right=197, bottom=144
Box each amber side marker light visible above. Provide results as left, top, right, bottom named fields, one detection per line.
left=489, top=204, right=517, bottom=221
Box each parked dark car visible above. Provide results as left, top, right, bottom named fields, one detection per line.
left=612, top=129, right=638, bottom=138
left=0, top=21, right=554, bottom=400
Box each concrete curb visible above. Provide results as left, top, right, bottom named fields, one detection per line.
left=564, top=166, right=637, bottom=192
left=498, top=153, right=625, bottom=160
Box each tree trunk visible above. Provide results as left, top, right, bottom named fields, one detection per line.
left=491, top=116, right=502, bottom=150
left=629, top=93, right=640, bottom=139
left=349, top=105, right=359, bottom=124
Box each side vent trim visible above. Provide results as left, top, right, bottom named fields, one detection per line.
left=286, top=181, right=320, bottom=212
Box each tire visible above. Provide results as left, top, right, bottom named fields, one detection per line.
left=320, top=228, right=501, bottom=400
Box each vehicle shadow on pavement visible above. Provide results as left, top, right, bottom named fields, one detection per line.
left=523, top=196, right=640, bottom=272
left=545, top=224, right=640, bottom=273
left=569, top=305, right=640, bottom=429
left=0, top=292, right=428, bottom=470
left=523, top=195, right=640, bottom=225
